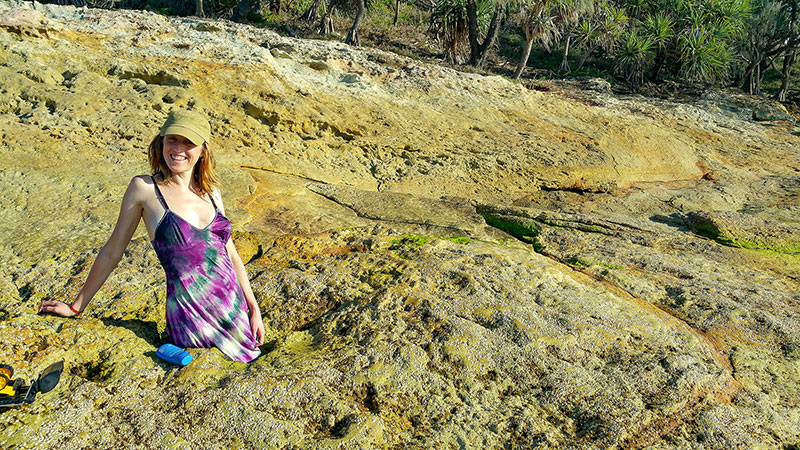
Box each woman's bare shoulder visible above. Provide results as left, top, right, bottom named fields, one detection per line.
left=126, top=175, right=156, bottom=199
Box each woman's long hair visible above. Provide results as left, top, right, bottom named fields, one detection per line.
left=148, top=135, right=219, bottom=195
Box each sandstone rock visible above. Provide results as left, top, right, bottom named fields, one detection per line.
left=683, top=210, right=800, bottom=253
left=752, top=102, right=795, bottom=123
left=0, top=1, right=799, bottom=449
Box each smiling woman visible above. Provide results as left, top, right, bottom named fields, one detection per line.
left=38, top=110, right=265, bottom=363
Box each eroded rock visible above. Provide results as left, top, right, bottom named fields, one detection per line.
left=0, top=0, right=799, bottom=449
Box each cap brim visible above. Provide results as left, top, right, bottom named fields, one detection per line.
left=160, top=125, right=206, bottom=146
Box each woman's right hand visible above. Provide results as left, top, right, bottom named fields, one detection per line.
left=38, top=300, right=78, bottom=317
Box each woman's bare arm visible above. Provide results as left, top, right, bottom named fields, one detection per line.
left=225, top=237, right=265, bottom=345
left=215, top=189, right=265, bottom=345
left=39, top=176, right=145, bottom=316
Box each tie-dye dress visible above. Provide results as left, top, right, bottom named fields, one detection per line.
left=150, top=176, right=261, bottom=363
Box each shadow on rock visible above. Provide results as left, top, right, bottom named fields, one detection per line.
left=649, top=213, right=691, bottom=231
left=100, top=318, right=162, bottom=347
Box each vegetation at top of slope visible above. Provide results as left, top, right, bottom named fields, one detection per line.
left=40, top=0, right=800, bottom=104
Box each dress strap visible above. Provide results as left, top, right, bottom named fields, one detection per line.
left=207, top=192, right=219, bottom=212
left=151, top=175, right=170, bottom=210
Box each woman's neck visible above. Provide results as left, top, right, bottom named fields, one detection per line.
left=163, top=171, right=197, bottom=193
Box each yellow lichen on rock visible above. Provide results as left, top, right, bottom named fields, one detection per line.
left=1, top=0, right=799, bottom=449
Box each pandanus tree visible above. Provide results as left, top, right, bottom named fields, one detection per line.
left=554, top=0, right=594, bottom=72
left=572, top=0, right=627, bottom=72
left=429, top=0, right=493, bottom=63
left=319, top=0, right=340, bottom=33
left=739, top=0, right=800, bottom=97
left=614, top=29, right=654, bottom=82
left=300, top=0, right=321, bottom=21
left=642, top=11, right=674, bottom=79
left=467, top=0, right=508, bottom=67
left=514, top=0, right=558, bottom=78
left=514, top=0, right=592, bottom=78
left=673, top=0, right=748, bottom=83
left=594, top=0, right=748, bottom=85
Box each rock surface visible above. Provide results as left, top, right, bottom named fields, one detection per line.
left=0, top=1, right=799, bottom=449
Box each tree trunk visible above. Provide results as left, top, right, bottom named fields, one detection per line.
left=741, top=58, right=759, bottom=94
left=474, top=3, right=504, bottom=69
left=575, top=43, right=596, bottom=72
left=754, top=60, right=766, bottom=96
left=776, top=48, right=797, bottom=102
left=466, top=0, right=479, bottom=65
left=393, top=0, right=400, bottom=25
left=650, top=48, right=665, bottom=81
left=300, top=0, right=319, bottom=22
left=195, top=0, right=205, bottom=17
left=345, top=0, right=365, bottom=45
left=515, top=35, right=535, bottom=79
left=559, top=34, right=571, bottom=73
left=318, top=0, right=336, bottom=34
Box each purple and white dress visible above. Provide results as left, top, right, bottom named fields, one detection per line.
left=150, top=176, right=261, bottom=363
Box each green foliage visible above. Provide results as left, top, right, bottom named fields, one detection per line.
left=389, top=235, right=471, bottom=248
left=677, top=27, right=732, bottom=82
left=518, top=0, right=561, bottom=50
left=737, top=0, right=800, bottom=94
left=206, top=0, right=240, bottom=18
left=577, top=2, right=627, bottom=50
left=689, top=222, right=800, bottom=254
left=55, top=0, right=800, bottom=95
left=643, top=11, right=674, bottom=48
left=429, top=0, right=493, bottom=62
left=584, top=0, right=750, bottom=84
left=615, top=28, right=654, bottom=81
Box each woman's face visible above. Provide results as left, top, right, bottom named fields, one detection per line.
left=163, top=134, right=203, bottom=174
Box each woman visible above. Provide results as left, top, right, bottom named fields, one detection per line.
left=38, top=110, right=265, bottom=363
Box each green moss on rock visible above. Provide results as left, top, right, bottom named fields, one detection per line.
left=479, top=212, right=544, bottom=251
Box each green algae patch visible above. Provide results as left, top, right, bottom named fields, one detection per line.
left=389, top=235, right=430, bottom=248
left=390, top=235, right=470, bottom=250
left=443, top=236, right=471, bottom=244
left=697, top=227, right=800, bottom=254
left=717, top=236, right=800, bottom=254
left=686, top=211, right=800, bottom=255
left=479, top=212, right=544, bottom=251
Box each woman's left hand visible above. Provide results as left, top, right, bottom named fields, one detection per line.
left=250, top=311, right=265, bottom=346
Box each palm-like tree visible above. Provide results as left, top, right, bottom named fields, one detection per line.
left=642, top=11, right=674, bottom=79
left=430, top=0, right=493, bottom=63
left=345, top=0, right=367, bottom=44
left=677, top=26, right=732, bottom=82
left=555, top=0, right=594, bottom=72
left=671, top=0, right=747, bottom=83
left=573, top=1, right=627, bottom=72
left=515, top=0, right=561, bottom=78
left=614, top=28, right=654, bottom=82
left=515, top=0, right=593, bottom=78
left=739, top=0, right=800, bottom=96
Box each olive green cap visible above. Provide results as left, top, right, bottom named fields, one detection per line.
left=160, top=110, right=210, bottom=146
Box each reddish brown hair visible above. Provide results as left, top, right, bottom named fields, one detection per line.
left=147, top=135, right=219, bottom=195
